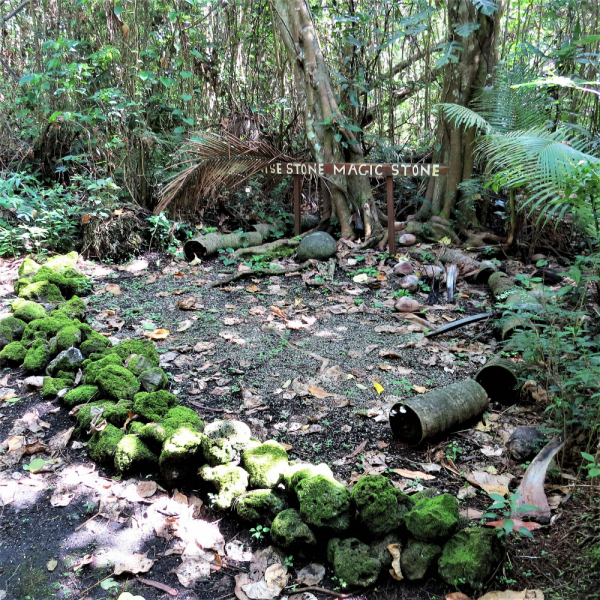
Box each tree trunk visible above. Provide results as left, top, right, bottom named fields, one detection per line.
left=271, top=0, right=382, bottom=240
left=422, top=0, right=502, bottom=224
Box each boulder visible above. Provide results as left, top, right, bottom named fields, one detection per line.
left=271, top=508, right=316, bottom=548
left=96, top=364, right=140, bottom=401
left=46, top=347, right=84, bottom=376
left=0, top=341, right=27, bottom=366
left=398, top=233, right=417, bottom=246
left=369, top=533, right=402, bottom=568
left=283, top=462, right=334, bottom=493
left=159, top=425, right=204, bottom=485
left=327, top=538, right=381, bottom=588
left=506, top=427, right=547, bottom=462
left=126, top=354, right=154, bottom=376
left=63, top=385, right=99, bottom=408
left=242, top=440, right=289, bottom=488
left=138, top=367, right=168, bottom=392
left=202, top=420, right=254, bottom=466
left=133, top=390, right=178, bottom=422
left=22, top=340, right=51, bottom=372
left=297, top=475, right=352, bottom=532
left=88, top=423, right=125, bottom=463
left=114, top=435, right=157, bottom=472
left=393, top=262, right=414, bottom=276
left=296, top=232, right=337, bottom=262
left=401, top=539, right=442, bottom=580
left=236, top=489, right=289, bottom=524
left=200, top=464, right=249, bottom=509
left=405, top=493, right=459, bottom=541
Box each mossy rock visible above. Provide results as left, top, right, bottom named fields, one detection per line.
left=296, top=475, right=352, bottom=533
left=23, top=315, right=75, bottom=343
left=138, top=367, right=168, bottom=392
left=405, top=493, right=459, bottom=542
left=80, top=331, right=111, bottom=357
left=114, top=435, right=158, bottom=473
left=162, top=406, right=204, bottom=431
left=128, top=421, right=145, bottom=435
left=271, top=508, right=316, bottom=548
left=283, top=462, right=335, bottom=492
left=42, top=376, right=73, bottom=398
left=200, top=464, right=249, bottom=510
left=75, top=400, right=117, bottom=435
left=242, top=440, right=289, bottom=489
left=438, top=528, right=504, bottom=589
left=42, top=252, right=79, bottom=274
left=126, top=354, right=154, bottom=376
left=23, top=341, right=51, bottom=373
left=18, top=257, right=41, bottom=278
left=63, top=385, right=99, bottom=409
left=139, top=422, right=172, bottom=447
left=133, top=390, right=178, bottom=422
left=88, top=423, right=125, bottom=463
left=46, top=347, right=84, bottom=376
left=236, top=489, right=289, bottom=524
left=51, top=296, right=86, bottom=321
left=327, top=538, right=381, bottom=589
left=202, top=420, right=254, bottom=466
left=369, top=533, right=402, bottom=569
left=296, top=231, right=337, bottom=262
left=96, top=364, right=140, bottom=401
left=351, top=474, right=414, bottom=537
left=113, top=338, right=159, bottom=367
left=160, top=425, right=204, bottom=485
left=401, top=539, right=442, bottom=581
left=0, top=341, right=27, bottom=365
left=83, top=354, right=123, bottom=384
left=104, top=401, right=134, bottom=428
left=55, top=326, right=82, bottom=352
left=0, top=316, right=26, bottom=342
left=18, top=280, right=65, bottom=303
left=31, top=266, right=87, bottom=298
left=12, top=299, right=46, bottom=322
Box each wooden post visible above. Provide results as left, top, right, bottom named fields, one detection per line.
left=293, top=174, right=301, bottom=236
left=386, top=175, right=395, bottom=256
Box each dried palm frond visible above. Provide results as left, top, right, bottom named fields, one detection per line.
left=155, top=131, right=292, bottom=215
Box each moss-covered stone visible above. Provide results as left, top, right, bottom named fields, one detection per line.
left=55, top=326, right=82, bottom=351
left=96, top=364, right=140, bottom=401
left=42, top=376, right=73, bottom=398
left=128, top=421, right=145, bottom=435
left=405, top=493, right=459, bottom=542
left=113, top=339, right=159, bottom=367
left=271, top=508, right=316, bottom=548
left=236, top=489, right=289, bottom=524
left=200, top=464, right=249, bottom=510
left=23, top=340, right=51, bottom=373
left=283, top=462, right=335, bottom=492
left=51, top=296, right=86, bottom=320
left=296, top=475, right=352, bottom=533
left=202, top=420, right=254, bottom=466
left=133, top=390, right=178, bottom=422
left=31, top=266, right=87, bottom=298
left=351, top=474, right=415, bottom=537
left=88, top=423, right=125, bottom=463
left=63, top=385, right=99, bottom=408
left=12, top=299, right=46, bottom=322
left=14, top=278, right=32, bottom=296
left=114, top=435, right=158, bottom=473
left=83, top=354, right=123, bottom=384
left=42, top=252, right=79, bottom=274
left=19, top=257, right=40, bottom=278
left=369, top=533, right=402, bottom=569
left=162, top=406, right=204, bottom=431
left=46, top=347, right=84, bottom=376
left=401, top=539, right=442, bottom=581
left=104, top=401, right=133, bottom=427
left=18, top=280, right=65, bottom=303
left=438, top=528, right=504, bottom=589
left=80, top=331, right=111, bottom=357
left=138, top=367, right=168, bottom=392
left=0, top=341, right=27, bottom=365
left=0, top=316, right=26, bottom=342
left=139, top=422, right=172, bottom=447
left=160, top=425, right=204, bottom=484
left=242, top=441, right=289, bottom=489
left=23, top=315, right=75, bottom=343
left=327, top=538, right=381, bottom=588
left=126, top=354, right=154, bottom=376
left=75, top=400, right=117, bottom=435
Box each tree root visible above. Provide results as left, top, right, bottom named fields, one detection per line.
left=209, top=261, right=312, bottom=287
left=234, top=236, right=301, bottom=258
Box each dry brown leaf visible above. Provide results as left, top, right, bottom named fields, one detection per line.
left=242, top=563, right=289, bottom=599
left=106, top=284, right=121, bottom=295
left=393, top=468, right=436, bottom=481
left=486, top=519, right=542, bottom=532
left=136, top=481, right=157, bottom=498
left=72, top=554, right=93, bottom=571
left=247, top=285, right=260, bottom=293
left=175, top=558, right=211, bottom=587
left=124, top=259, right=148, bottom=272
left=47, top=559, right=58, bottom=572
left=295, top=563, right=325, bottom=586
left=144, top=329, right=169, bottom=340
left=50, top=487, right=75, bottom=507
left=478, top=591, right=544, bottom=600
left=412, top=385, right=429, bottom=393
left=307, top=386, right=333, bottom=399
left=47, top=427, right=74, bottom=451
left=446, top=593, right=472, bottom=600
left=177, top=319, right=194, bottom=332
left=387, top=543, right=403, bottom=581
left=466, top=471, right=513, bottom=497
left=235, top=573, right=253, bottom=600
left=177, top=296, right=197, bottom=310
left=23, top=440, right=48, bottom=455
left=114, top=552, right=154, bottom=575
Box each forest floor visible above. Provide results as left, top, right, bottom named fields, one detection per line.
left=0, top=249, right=597, bottom=600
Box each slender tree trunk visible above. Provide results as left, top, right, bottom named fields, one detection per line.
left=271, top=0, right=381, bottom=240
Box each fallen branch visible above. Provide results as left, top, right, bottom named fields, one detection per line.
left=209, top=261, right=311, bottom=287
left=234, top=236, right=301, bottom=258
left=290, top=586, right=354, bottom=599
left=425, top=312, right=495, bottom=338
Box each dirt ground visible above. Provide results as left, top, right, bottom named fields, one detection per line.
left=0, top=249, right=597, bottom=600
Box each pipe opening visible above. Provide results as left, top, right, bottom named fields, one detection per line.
left=389, top=403, right=423, bottom=446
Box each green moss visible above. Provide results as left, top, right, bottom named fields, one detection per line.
left=42, top=376, right=73, bottom=398
left=351, top=474, right=414, bottom=537
left=75, top=400, right=117, bottom=435
left=133, top=390, right=178, bottom=422
left=22, top=340, right=51, bottom=373
left=52, top=296, right=86, bottom=320
left=83, top=354, right=123, bottom=384
left=283, top=462, right=335, bottom=492
left=138, top=366, right=168, bottom=392
left=126, top=354, right=154, bottom=376
left=400, top=539, right=442, bottom=581
left=159, top=425, right=204, bottom=484
left=405, top=493, right=459, bottom=542
left=296, top=475, right=352, bottom=532
left=63, top=385, right=99, bottom=408
left=43, top=252, right=79, bottom=273
left=236, top=489, right=288, bottom=524
left=19, top=257, right=40, bottom=277
left=11, top=299, right=46, bottom=323
left=32, top=266, right=87, bottom=297
left=327, top=538, right=381, bottom=588
left=139, top=422, right=172, bottom=446
left=55, top=326, right=82, bottom=351
left=23, top=315, right=75, bottom=343
left=0, top=341, right=27, bottom=365
left=242, top=440, right=289, bottom=489
left=80, top=331, right=111, bottom=357
left=104, top=401, right=133, bottom=427
left=202, top=420, right=253, bottom=466
left=18, top=280, right=65, bottom=303
left=200, top=464, right=249, bottom=510
left=270, top=508, right=316, bottom=548
left=46, top=347, right=84, bottom=376
left=0, top=316, right=26, bottom=342
left=438, top=528, right=504, bottom=589
left=88, top=423, right=125, bottom=463
left=14, top=277, right=32, bottom=295
left=114, top=435, right=158, bottom=473
left=162, top=406, right=204, bottom=431
left=128, top=421, right=145, bottom=435
left=113, top=339, right=159, bottom=367
left=96, top=364, right=140, bottom=401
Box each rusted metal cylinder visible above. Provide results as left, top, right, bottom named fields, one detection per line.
left=475, top=357, right=524, bottom=404
left=389, top=379, right=489, bottom=446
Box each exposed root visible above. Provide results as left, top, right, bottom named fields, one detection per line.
left=234, top=237, right=301, bottom=258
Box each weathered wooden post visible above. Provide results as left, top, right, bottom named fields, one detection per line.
left=293, top=174, right=301, bottom=236
left=386, top=174, right=395, bottom=256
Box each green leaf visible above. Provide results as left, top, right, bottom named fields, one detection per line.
left=489, top=493, right=506, bottom=502
left=19, top=74, right=36, bottom=85
left=588, top=468, right=600, bottom=478
left=581, top=452, right=596, bottom=462
left=28, top=458, right=45, bottom=473
left=160, top=77, right=175, bottom=88
left=181, top=117, right=195, bottom=126
left=473, top=0, right=499, bottom=15
left=180, top=70, right=193, bottom=79
left=142, top=323, right=155, bottom=330
left=518, top=526, right=535, bottom=540
left=346, top=34, right=363, bottom=47
left=454, top=22, right=480, bottom=37
left=516, top=504, right=540, bottom=512
left=181, top=94, right=192, bottom=101
left=174, top=126, right=186, bottom=134
left=502, top=519, right=515, bottom=533
left=334, top=133, right=342, bottom=143
left=100, top=578, right=119, bottom=590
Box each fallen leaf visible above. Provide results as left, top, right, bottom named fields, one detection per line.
left=466, top=471, right=513, bottom=497
left=144, top=329, right=170, bottom=340
left=23, top=440, right=48, bottom=456
left=136, top=481, right=157, bottom=498
left=124, top=259, right=148, bottom=272
left=481, top=445, right=503, bottom=457
left=177, top=296, right=197, bottom=310
left=353, top=273, right=369, bottom=283
left=114, top=553, right=154, bottom=575
left=373, top=382, right=384, bottom=394
left=412, top=385, right=428, bottom=393
left=136, top=577, right=178, bottom=596
left=72, top=554, right=93, bottom=571
left=194, top=341, right=215, bottom=353
left=485, top=519, right=542, bottom=532
left=457, top=486, right=477, bottom=500
left=446, top=593, right=472, bottom=600
left=475, top=418, right=493, bottom=432
left=50, top=487, right=75, bottom=507
left=47, top=559, right=58, bottom=572
left=295, top=563, right=325, bottom=586
left=226, top=540, right=254, bottom=562
left=242, top=563, right=289, bottom=599
left=387, top=543, right=403, bottom=581
left=117, top=593, right=147, bottom=600
left=175, top=558, right=211, bottom=587
left=48, top=427, right=75, bottom=451
left=235, top=573, right=253, bottom=600
left=393, top=468, right=436, bottom=481
left=177, top=319, right=194, bottom=332
left=460, top=507, right=485, bottom=520
left=247, top=285, right=260, bottom=293
left=106, top=284, right=121, bottom=295
left=477, top=591, right=544, bottom=600
left=308, top=386, right=332, bottom=399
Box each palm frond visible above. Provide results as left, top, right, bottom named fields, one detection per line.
left=437, top=104, right=492, bottom=133
left=155, top=132, right=292, bottom=215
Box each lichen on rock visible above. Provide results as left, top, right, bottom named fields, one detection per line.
left=405, top=493, right=459, bottom=542
left=200, top=464, right=249, bottom=510
left=202, top=420, right=254, bottom=466
left=242, top=440, right=289, bottom=489
left=270, top=508, right=316, bottom=548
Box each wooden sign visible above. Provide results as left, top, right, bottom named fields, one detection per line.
left=263, top=162, right=449, bottom=178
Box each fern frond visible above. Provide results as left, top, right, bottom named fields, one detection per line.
left=437, top=104, right=492, bottom=133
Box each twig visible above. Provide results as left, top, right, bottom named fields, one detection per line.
left=425, top=312, right=497, bottom=338
left=77, top=574, right=114, bottom=598
left=136, top=577, right=178, bottom=596
left=209, top=261, right=311, bottom=287
left=75, top=512, right=100, bottom=531
left=290, top=586, right=354, bottom=598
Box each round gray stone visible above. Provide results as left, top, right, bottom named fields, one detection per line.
left=296, top=232, right=337, bottom=262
